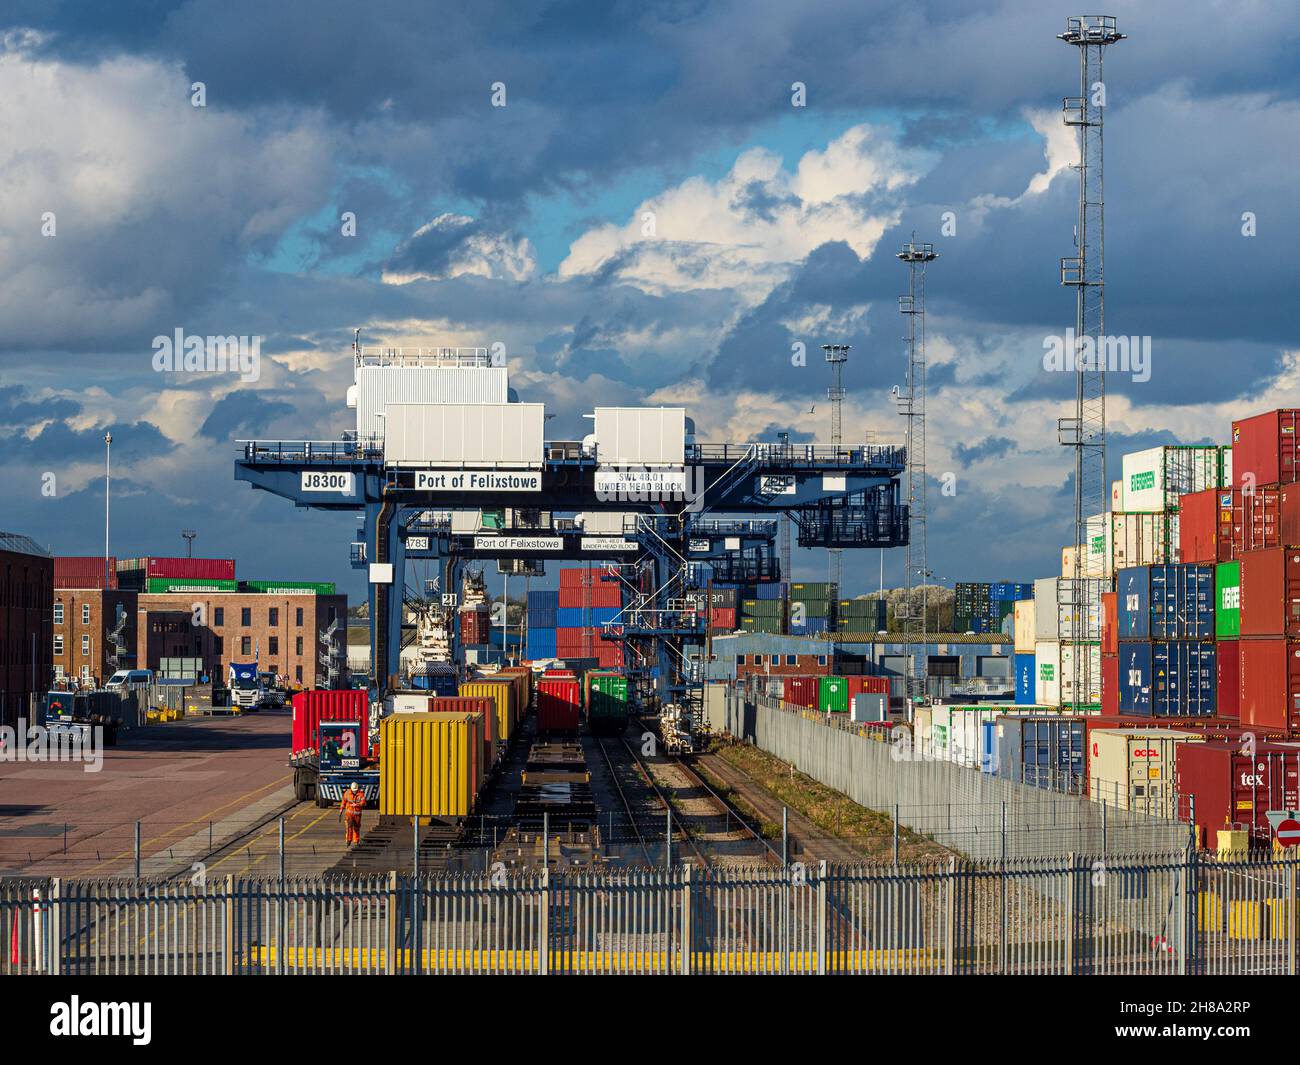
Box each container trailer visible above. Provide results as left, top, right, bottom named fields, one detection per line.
left=586, top=670, right=630, bottom=734
left=289, top=690, right=375, bottom=807
left=378, top=711, right=484, bottom=821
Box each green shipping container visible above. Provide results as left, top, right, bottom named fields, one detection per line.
left=790, top=583, right=836, bottom=599
left=146, top=578, right=238, bottom=593
left=243, top=579, right=337, bottom=595
left=741, top=599, right=784, bottom=617
left=788, top=599, right=831, bottom=618
left=818, top=675, right=849, bottom=713
left=588, top=672, right=628, bottom=719
left=740, top=616, right=784, bottom=634
left=1215, top=561, right=1240, bottom=638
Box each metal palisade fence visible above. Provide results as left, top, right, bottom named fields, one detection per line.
left=3, top=853, right=1299, bottom=975
left=710, top=687, right=1189, bottom=859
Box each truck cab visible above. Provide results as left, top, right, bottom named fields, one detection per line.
left=310, top=720, right=379, bottom=808
left=228, top=662, right=263, bottom=711
left=257, top=672, right=286, bottom=709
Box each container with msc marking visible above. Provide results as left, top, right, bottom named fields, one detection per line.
left=1116, top=641, right=1217, bottom=718
left=1116, top=564, right=1215, bottom=641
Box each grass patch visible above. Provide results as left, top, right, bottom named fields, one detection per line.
left=707, top=738, right=951, bottom=862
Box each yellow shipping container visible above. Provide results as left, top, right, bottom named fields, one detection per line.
left=380, top=712, right=483, bottom=819
left=500, top=666, right=533, bottom=712
left=1087, top=729, right=1203, bottom=812
left=461, top=678, right=516, bottom=743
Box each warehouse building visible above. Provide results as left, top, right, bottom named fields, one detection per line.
left=52, top=588, right=138, bottom=683
left=0, top=532, right=54, bottom=727
left=135, top=590, right=347, bottom=686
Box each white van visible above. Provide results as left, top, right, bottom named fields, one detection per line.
left=106, top=669, right=153, bottom=691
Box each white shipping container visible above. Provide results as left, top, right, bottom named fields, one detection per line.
left=1034, top=577, right=1104, bottom=641
left=1088, top=728, right=1203, bottom=812
left=1220, top=446, right=1233, bottom=489
left=1013, top=600, right=1036, bottom=654
left=593, top=407, right=686, bottom=466
left=1034, top=640, right=1060, bottom=706
left=384, top=403, right=545, bottom=468
left=355, top=364, right=508, bottom=440
left=1083, top=513, right=1112, bottom=579
left=1119, top=445, right=1221, bottom=513
left=1060, top=642, right=1102, bottom=705
left=1111, top=512, right=1173, bottom=568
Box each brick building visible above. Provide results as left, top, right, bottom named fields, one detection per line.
left=52, top=588, right=138, bottom=683
left=0, top=532, right=54, bottom=726
left=136, top=591, right=347, bottom=687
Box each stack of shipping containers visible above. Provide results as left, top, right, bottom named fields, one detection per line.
left=955, top=582, right=1030, bottom=634
left=556, top=566, right=623, bottom=667
left=739, top=583, right=785, bottom=634
left=1113, top=564, right=1216, bottom=718
left=683, top=588, right=738, bottom=634
left=116, top=557, right=236, bottom=592
left=526, top=589, right=558, bottom=660
left=785, top=582, right=835, bottom=636
left=834, top=596, right=886, bottom=633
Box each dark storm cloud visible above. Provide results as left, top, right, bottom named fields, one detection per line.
left=5, top=419, right=169, bottom=464
left=199, top=391, right=296, bottom=440
left=953, top=435, right=1015, bottom=466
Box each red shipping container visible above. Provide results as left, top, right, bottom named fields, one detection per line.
left=1239, top=547, right=1300, bottom=637
left=430, top=695, right=497, bottom=767
left=1217, top=639, right=1240, bottom=719
left=1238, top=637, right=1300, bottom=732
left=846, top=676, right=890, bottom=698
left=558, top=567, right=620, bottom=587
left=1176, top=741, right=1300, bottom=845
left=1101, top=592, right=1118, bottom=655
left=54, top=556, right=118, bottom=589
left=1233, top=409, right=1300, bottom=490
left=459, top=608, right=491, bottom=645
left=1101, top=654, right=1119, bottom=717
left=144, top=557, right=236, bottom=580
left=1281, top=485, right=1300, bottom=547
left=538, top=676, right=581, bottom=731
left=1230, top=486, right=1282, bottom=555
left=557, top=583, right=622, bottom=608
left=1178, top=489, right=1232, bottom=564
left=784, top=676, right=819, bottom=707
left=291, top=690, right=370, bottom=757
left=708, top=607, right=737, bottom=631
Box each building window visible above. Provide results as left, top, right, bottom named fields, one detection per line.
left=753, top=654, right=764, bottom=665
left=786, top=655, right=797, bottom=665
left=295, top=636, right=303, bottom=655
left=240, top=607, right=251, bottom=626
left=81, top=634, right=90, bottom=656
left=817, top=655, right=827, bottom=666
left=240, top=636, right=251, bottom=656
left=269, top=636, right=279, bottom=656
left=295, top=665, right=303, bottom=683
left=214, top=636, right=224, bottom=655
left=54, top=602, right=64, bottom=625
left=82, top=603, right=91, bottom=624
left=214, top=607, right=224, bottom=626
left=737, top=655, right=747, bottom=665
left=295, top=608, right=304, bottom=626
left=269, top=607, right=279, bottom=627
left=54, top=635, right=64, bottom=656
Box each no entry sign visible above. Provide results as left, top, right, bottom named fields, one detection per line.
left=1276, top=819, right=1300, bottom=847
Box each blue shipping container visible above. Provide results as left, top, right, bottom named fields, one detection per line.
left=527, top=627, right=557, bottom=659
left=410, top=672, right=458, bottom=695
left=1014, top=654, right=1036, bottom=704
left=996, top=716, right=1086, bottom=792
left=527, top=590, right=559, bottom=628
left=1116, top=564, right=1215, bottom=641
left=981, top=720, right=1000, bottom=774
left=789, top=617, right=830, bottom=635
left=557, top=606, right=621, bottom=628
left=751, top=584, right=784, bottom=601
left=1116, top=640, right=1217, bottom=717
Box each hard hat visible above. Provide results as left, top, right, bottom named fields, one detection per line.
left=351, top=781, right=358, bottom=790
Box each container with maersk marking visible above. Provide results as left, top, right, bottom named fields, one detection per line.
left=379, top=711, right=484, bottom=819
left=1087, top=728, right=1202, bottom=812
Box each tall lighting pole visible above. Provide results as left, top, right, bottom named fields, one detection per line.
left=104, top=431, right=112, bottom=588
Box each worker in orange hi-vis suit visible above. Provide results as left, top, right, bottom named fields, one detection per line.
left=340, top=782, right=366, bottom=845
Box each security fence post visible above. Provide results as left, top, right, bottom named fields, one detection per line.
left=538, top=868, right=550, bottom=975
left=680, top=864, right=693, bottom=975
left=48, top=878, right=60, bottom=976
left=386, top=871, right=398, bottom=975
left=816, top=861, right=828, bottom=975
left=223, top=875, right=235, bottom=975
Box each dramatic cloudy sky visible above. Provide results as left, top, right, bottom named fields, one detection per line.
left=1, top=1, right=1296, bottom=601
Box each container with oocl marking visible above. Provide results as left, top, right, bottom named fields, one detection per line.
left=1087, top=728, right=1202, bottom=812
